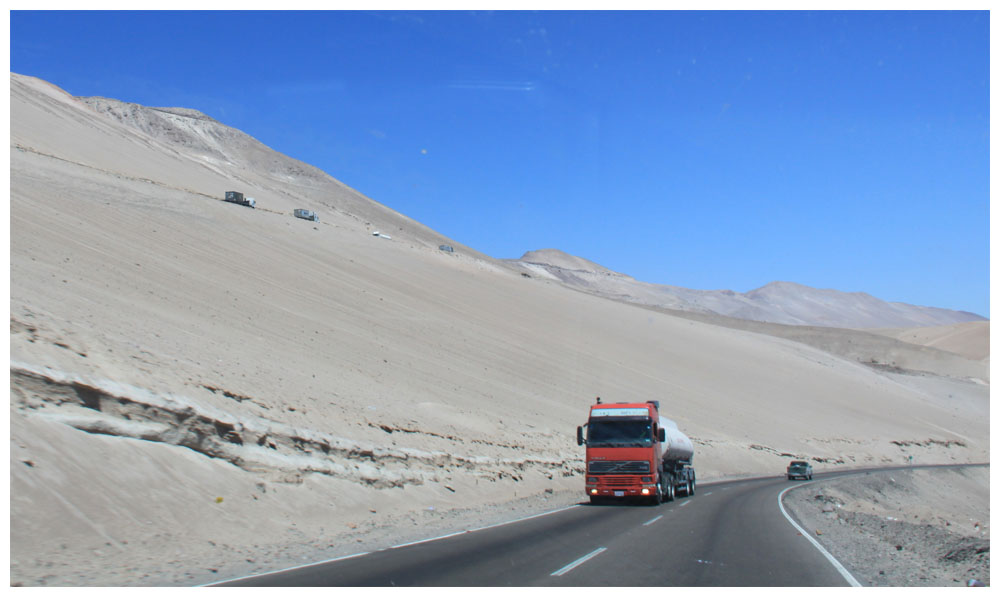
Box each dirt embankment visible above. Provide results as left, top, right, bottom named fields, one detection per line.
left=782, top=466, right=989, bottom=587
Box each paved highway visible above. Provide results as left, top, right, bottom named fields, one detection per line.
left=216, top=472, right=868, bottom=587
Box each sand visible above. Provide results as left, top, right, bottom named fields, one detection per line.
left=9, top=72, right=990, bottom=586
left=868, top=321, right=990, bottom=362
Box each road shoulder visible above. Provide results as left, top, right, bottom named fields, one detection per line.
left=781, top=466, right=989, bottom=587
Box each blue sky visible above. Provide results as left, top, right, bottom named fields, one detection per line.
left=11, top=11, right=990, bottom=317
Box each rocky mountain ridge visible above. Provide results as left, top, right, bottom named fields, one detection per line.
left=510, top=249, right=985, bottom=329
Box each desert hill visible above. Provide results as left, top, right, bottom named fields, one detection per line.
left=868, top=321, right=990, bottom=362
left=9, top=72, right=989, bottom=586
left=509, top=250, right=986, bottom=329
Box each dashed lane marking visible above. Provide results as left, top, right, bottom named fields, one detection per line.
left=643, top=515, right=664, bottom=526
left=551, top=547, right=607, bottom=577
left=203, top=503, right=581, bottom=586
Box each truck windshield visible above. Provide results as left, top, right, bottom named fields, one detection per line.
left=587, top=420, right=652, bottom=446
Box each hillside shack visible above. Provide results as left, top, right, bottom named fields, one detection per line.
left=294, top=209, right=319, bottom=222
left=224, top=191, right=255, bottom=208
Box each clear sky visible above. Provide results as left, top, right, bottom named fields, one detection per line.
left=11, top=10, right=990, bottom=317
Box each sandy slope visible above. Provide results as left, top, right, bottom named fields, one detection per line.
left=9, top=73, right=990, bottom=586
left=637, top=306, right=989, bottom=383
left=868, top=321, right=990, bottom=362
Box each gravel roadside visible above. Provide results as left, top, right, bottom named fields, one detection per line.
left=782, top=465, right=989, bottom=587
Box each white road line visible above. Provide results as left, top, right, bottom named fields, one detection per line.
left=679, top=499, right=691, bottom=507
left=468, top=504, right=580, bottom=533
left=778, top=484, right=862, bottom=587
left=703, top=491, right=713, bottom=496
left=643, top=514, right=664, bottom=526
left=391, top=530, right=467, bottom=549
left=200, top=551, right=371, bottom=586
left=204, top=503, right=581, bottom=586
left=551, top=547, right=607, bottom=577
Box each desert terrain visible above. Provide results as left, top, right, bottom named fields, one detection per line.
left=783, top=466, right=989, bottom=587
left=9, top=72, right=989, bottom=586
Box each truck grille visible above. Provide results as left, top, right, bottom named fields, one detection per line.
left=589, top=460, right=650, bottom=474
left=598, top=476, right=640, bottom=488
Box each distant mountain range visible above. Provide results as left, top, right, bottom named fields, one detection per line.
left=507, top=249, right=985, bottom=329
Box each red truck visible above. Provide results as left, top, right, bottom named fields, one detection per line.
left=577, top=398, right=696, bottom=504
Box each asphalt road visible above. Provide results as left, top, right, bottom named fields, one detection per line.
left=217, top=473, right=865, bottom=587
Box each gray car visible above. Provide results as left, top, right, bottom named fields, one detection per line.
left=787, top=460, right=813, bottom=480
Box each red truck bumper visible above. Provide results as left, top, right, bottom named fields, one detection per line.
left=585, top=476, right=656, bottom=498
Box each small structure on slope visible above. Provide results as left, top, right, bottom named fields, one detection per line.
left=293, top=209, right=319, bottom=222
left=224, top=191, right=255, bottom=208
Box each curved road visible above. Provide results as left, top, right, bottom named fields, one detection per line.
left=216, top=470, right=887, bottom=587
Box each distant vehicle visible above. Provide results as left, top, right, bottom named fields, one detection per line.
left=293, top=209, right=318, bottom=222
left=787, top=460, right=813, bottom=480
left=439, top=245, right=454, bottom=253
left=224, top=191, right=255, bottom=208
left=372, top=231, right=392, bottom=240
left=577, top=398, right=696, bottom=504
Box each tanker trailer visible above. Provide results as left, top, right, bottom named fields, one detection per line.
left=658, top=415, right=696, bottom=497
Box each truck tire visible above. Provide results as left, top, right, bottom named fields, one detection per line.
left=688, top=480, right=695, bottom=496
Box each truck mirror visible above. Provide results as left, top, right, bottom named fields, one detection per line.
left=658, top=428, right=666, bottom=442
left=577, top=426, right=585, bottom=446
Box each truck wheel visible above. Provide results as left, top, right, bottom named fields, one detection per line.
left=688, top=480, right=695, bottom=496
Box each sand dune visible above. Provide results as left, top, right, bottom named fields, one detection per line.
left=868, top=321, right=989, bottom=362
left=9, top=72, right=990, bottom=586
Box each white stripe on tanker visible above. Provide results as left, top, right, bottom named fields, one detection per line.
left=658, top=415, right=694, bottom=462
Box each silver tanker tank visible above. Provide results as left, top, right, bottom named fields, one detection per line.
left=658, top=416, right=694, bottom=462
